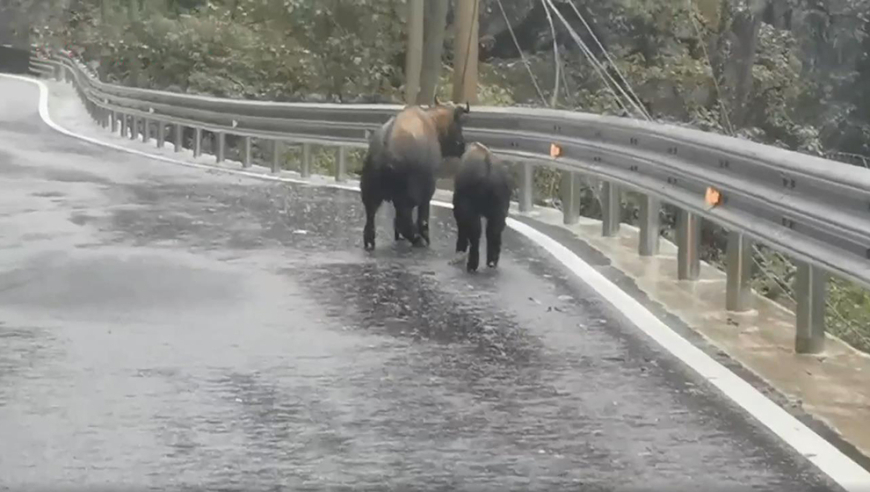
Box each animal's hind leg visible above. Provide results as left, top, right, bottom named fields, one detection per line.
left=453, top=199, right=470, bottom=254
left=466, top=215, right=482, bottom=273
left=486, top=215, right=507, bottom=268
left=394, top=201, right=420, bottom=245
left=416, top=201, right=431, bottom=246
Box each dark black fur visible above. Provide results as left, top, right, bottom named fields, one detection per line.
left=360, top=102, right=469, bottom=250
left=453, top=143, right=513, bottom=272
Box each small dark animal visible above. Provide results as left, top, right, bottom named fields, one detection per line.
left=361, top=98, right=470, bottom=250
left=452, top=142, right=513, bottom=272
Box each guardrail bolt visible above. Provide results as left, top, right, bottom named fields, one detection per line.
left=725, top=231, right=753, bottom=312
left=639, top=195, right=660, bottom=256
left=601, top=182, right=621, bottom=237
left=795, top=262, right=826, bottom=354
left=677, top=211, right=701, bottom=281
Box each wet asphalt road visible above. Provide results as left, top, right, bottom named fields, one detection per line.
left=0, top=77, right=842, bottom=491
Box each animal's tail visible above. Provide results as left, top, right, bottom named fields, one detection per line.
left=473, top=142, right=493, bottom=176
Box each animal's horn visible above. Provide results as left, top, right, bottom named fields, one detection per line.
left=433, top=95, right=441, bottom=106
left=464, top=101, right=470, bottom=113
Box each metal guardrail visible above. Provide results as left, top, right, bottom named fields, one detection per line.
left=29, top=51, right=870, bottom=355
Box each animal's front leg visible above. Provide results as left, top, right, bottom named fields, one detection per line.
left=466, top=215, right=482, bottom=273
left=486, top=215, right=506, bottom=268
left=360, top=177, right=383, bottom=251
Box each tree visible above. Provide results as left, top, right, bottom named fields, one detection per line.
left=418, top=0, right=449, bottom=105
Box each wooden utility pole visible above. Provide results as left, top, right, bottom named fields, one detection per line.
left=417, top=0, right=449, bottom=105
left=404, top=0, right=424, bottom=106
left=452, top=0, right=479, bottom=104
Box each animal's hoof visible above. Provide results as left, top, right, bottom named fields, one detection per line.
left=411, top=236, right=428, bottom=248
left=466, top=263, right=479, bottom=273
left=487, top=261, right=498, bottom=268
left=364, top=241, right=375, bottom=251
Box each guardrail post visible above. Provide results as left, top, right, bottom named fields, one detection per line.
left=677, top=210, right=701, bottom=280
left=601, top=182, right=621, bottom=237
left=519, top=162, right=534, bottom=212
left=242, top=136, right=252, bottom=168
left=109, top=111, right=117, bottom=134
left=301, top=143, right=311, bottom=178
left=216, top=132, right=226, bottom=163
left=639, top=194, right=660, bottom=256
left=795, top=262, right=826, bottom=354
left=726, top=232, right=753, bottom=312
left=193, top=128, right=203, bottom=158
left=560, top=171, right=581, bottom=225
left=174, top=124, right=183, bottom=153
left=129, top=117, right=138, bottom=141
left=54, top=64, right=63, bottom=81
left=336, top=147, right=347, bottom=182
left=156, top=121, right=165, bottom=149
left=142, top=118, right=151, bottom=143
left=120, top=114, right=128, bottom=138
left=272, top=141, right=283, bottom=173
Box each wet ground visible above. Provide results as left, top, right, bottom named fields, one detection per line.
left=0, top=77, right=844, bottom=491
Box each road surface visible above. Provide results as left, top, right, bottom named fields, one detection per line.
left=0, top=77, right=842, bottom=491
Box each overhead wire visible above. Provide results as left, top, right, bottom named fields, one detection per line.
left=543, top=0, right=648, bottom=120
left=564, top=0, right=652, bottom=120
left=494, top=0, right=548, bottom=106
left=541, top=0, right=561, bottom=107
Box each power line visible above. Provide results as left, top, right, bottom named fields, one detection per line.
left=494, top=0, right=547, bottom=106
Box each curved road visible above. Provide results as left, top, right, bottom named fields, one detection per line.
left=0, top=77, right=843, bottom=491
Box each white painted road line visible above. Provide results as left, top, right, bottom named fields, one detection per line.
left=3, top=73, right=870, bottom=492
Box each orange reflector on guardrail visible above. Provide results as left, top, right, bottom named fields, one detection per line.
left=706, top=186, right=722, bottom=207
left=550, top=143, right=562, bottom=158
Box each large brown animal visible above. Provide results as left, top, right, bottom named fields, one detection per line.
left=360, top=99, right=470, bottom=250
left=453, top=142, right=513, bottom=272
